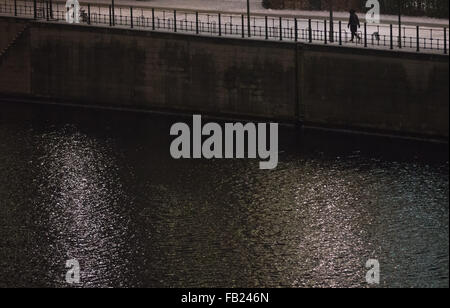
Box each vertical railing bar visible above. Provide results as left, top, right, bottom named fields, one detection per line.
left=444, top=27, right=448, bottom=55
left=152, top=8, right=155, bottom=30
left=218, top=13, right=221, bottom=36
left=174, top=10, right=177, bottom=32
left=279, top=16, right=282, bottom=41
left=112, top=0, right=115, bottom=26
left=241, top=14, right=244, bottom=38
left=416, top=26, right=420, bottom=52
left=339, top=20, right=342, bottom=45
left=265, top=16, right=268, bottom=40
left=88, top=4, right=91, bottom=25
left=294, top=18, right=298, bottom=42
left=364, top=22, right=367, bottom=47
left=390, top=24, right=393, bottom=50
left=130, top=6, right=133, bottom=28
left=196, top=11, right=199, bottom=34
left=308, top=19, right=312, bottom=43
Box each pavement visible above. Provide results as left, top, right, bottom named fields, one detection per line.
left=50, top=0, right=449, bottom=27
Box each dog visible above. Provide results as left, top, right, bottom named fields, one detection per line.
left=372, top=31, right=380, bottom=42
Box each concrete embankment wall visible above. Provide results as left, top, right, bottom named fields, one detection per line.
left=0, top=17, right=448, bottom=139
left=0, top=18, right=31, bottom=94
left=300, top=45, right=449, bottom=137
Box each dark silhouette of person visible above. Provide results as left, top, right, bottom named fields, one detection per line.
left=348, top=9, right=361, bottom=42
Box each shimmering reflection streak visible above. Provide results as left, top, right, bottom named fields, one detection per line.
left=33, top=127, right=132, bottom=287
left=291, top=160, right=372, bottom=287
left=213, top=160, right=369, bottom=288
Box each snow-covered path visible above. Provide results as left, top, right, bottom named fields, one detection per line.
left=1, top=0, right=448, bottom=54
left=57, top=0, right=449, bottom=27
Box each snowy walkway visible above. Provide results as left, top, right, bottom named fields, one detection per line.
left=58, top=0, right=449, bottom=27
left=1, top=0, right=448, bottom=55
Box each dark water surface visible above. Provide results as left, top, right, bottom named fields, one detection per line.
left=0, top=101, right=448, bottom=288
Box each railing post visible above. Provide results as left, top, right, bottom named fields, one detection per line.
left=294, top=18, right=298, bottom=42
left=390, top=24, right=393, bottom=49
left=308, top=19, right=312, bottom=43
left=130, top=7, right=133, bottom=28
left=111, top=0, right=115, bottom=26
left=14, top=0, right=17, bottom=16
left=218, top=13, right=221, bottom=36
left=416, top=26, right=420, bottom=52
left=444, top=27, right=448, bottom=55
left=241, top=14, right=245, bottom=38
left=46, top=1, right=49, bottom=21
left=109, top=5, right=112, bottom=27
left=265, top=16, right=268, bottom=40
left=279, top=17, right=282, bottom=41
left=152, top=8, right=155, bottom=30
left=364, top=22, right=367, bottom=47
left=247, top=0, right=251, bottom=37
left=195, top=11, right=199, bottom=34
left=324, top=19, right=327, bottom=44
left=339, top=21, right=342, bottom=45
left=88, top=4, right=91, bottom=25
left=174, top=10, right=177, bottom=32
left=329, top=15, right=334, bottom=43
left=33, top=0, right=37, bottom=19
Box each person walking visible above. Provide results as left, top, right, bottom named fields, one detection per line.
left=348, top=9, right=361, bottom=42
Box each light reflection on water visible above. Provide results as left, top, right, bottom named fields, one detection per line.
left=0, top=102, right=448, bottom=288
left=31, top=129, right=135, bottom=287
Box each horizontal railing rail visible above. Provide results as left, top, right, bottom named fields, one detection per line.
left=0, top=0, right=448, bottom=55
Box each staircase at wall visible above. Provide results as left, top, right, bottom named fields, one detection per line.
left=0, top=23, right=30, bottom=66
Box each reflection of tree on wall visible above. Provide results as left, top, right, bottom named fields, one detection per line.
left=262, top=0, right=449, bottom=18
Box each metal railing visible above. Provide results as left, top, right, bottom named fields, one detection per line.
left=1, top=0, right=448, bottom=55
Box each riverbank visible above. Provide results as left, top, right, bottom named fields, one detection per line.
left=1, top=16, right=448, bottom=141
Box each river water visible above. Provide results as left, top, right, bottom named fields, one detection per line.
left=0, top=101, right=448, bottom=288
